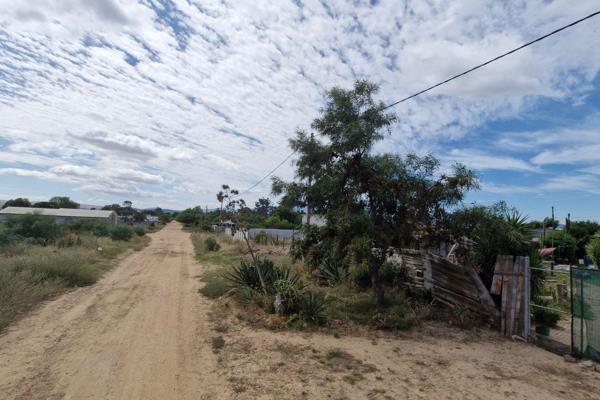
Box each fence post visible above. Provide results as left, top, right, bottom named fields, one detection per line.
left=570, top=267, right=574, bottom=355
left=524, top=257, right=530, bottom=339
left=580, top=273, right=584, bottom=356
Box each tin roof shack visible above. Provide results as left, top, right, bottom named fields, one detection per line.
left=0, top=207, right=119, bottom=225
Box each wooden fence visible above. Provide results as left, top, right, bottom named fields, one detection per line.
left=490, top=255, right=530, bottom=338
left=392, top=249, right=500, bottom=326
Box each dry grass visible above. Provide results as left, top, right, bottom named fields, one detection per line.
left=0, top=234, right=149, bottom=330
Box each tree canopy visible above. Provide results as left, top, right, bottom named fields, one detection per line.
left=2, top=198, right=31, bottom=209
left=272, top=80, right=477, bottom=305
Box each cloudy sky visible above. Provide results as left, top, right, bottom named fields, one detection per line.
left=1, top=1, right=599, bottom=220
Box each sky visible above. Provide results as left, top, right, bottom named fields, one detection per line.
left=0, top=0, right=599, bottom=221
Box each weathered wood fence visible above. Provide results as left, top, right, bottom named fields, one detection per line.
left=392, top=249, right=500, bottom=326
left=490, top=255, right=530, bottom=338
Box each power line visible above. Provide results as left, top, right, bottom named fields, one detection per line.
left=241, top=10, right=600, bottom=195
left=383, top=10, right=600, bottom=109
left=240, top=150, right=297, bottom=194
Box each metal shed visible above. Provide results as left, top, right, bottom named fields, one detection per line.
left=0, top=207, right=119, bottom=225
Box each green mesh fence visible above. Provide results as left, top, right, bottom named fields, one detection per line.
left=572, top=268, right=600, bottom=361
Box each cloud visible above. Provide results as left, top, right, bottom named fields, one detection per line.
left=0, top=0, right=599, bottom=208
left=480, top=182, right=538, bottom=194
left=540, top=174, right=600, bottom=195
left=444, top=149, right=540, bottom=173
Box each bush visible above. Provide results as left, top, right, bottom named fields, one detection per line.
left=532, top=307, right=560, bottom=328
left=133, top=227, right=146, bottom=237
left=110, top=226, right=134, bottom=241
left=542, top=231, right=577, bottom=262
left=0, top=224, right=18, bottom=246
left=349, top=262, right=371, bottom=289
left=371, top=303, right=416, bottom=330
left=253, top=231, right=268, bottom=245
left=204, top=236, right=220, bottom=251
left=274, top=279, right=301, bottom=314
left=586, top=235, right=600, bottom=267
left=4, top=214, right=63, bottom=244
left=67, top=220, right=111, bottom=237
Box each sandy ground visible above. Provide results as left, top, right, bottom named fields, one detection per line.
left=1, top=223, right=598, bottom=400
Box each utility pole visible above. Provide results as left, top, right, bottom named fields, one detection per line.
left=566, top=212, right=571, bottom=232
left=551, top=206, right=555, bottom=248
left=306, top=132, right=314, bottom=226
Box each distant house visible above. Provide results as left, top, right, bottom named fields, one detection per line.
left=301, top=214, right=327, bottom=227
left=0, top=207, right=119, bottom=225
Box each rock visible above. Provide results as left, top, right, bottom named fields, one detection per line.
left=579, top=360, right=594, bottom=369
left=564, top=354, right=577, bottom=363
left=273, top=294, right=284, bottom=316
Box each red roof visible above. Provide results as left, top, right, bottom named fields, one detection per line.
left=539, top=247, right=556, bottom=257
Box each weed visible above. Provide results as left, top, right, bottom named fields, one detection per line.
left=214, top=322, right=229, bottom=333
left=211, top=336, right=225, bottom=352
left=204, top=236, right=220, bottom=252
left=326, top=350, right=347, bottom=360
left=198, top=269, right=229, bottom=299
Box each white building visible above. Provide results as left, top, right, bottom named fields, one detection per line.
left=0, top=207, right=119, bottom=225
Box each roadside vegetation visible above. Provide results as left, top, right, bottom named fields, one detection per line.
left=191, top=80, right=600, bottom=338
left=0, top=214, right=153, bottom=330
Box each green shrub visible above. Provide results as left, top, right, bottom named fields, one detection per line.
left=542, top=231, right=577, bottom=262
left=110, top=225, right=134, bottom=241
left=370, top=303, right=416, bottom=330
left=299, top=292, right=326, bottom=324
left=67, top=220, right=111, bottom=237
left=204, top=236, right=220, bottom=251
left=532, top=307, right=560, bottom=328
left=4, top=214, right=63, bottom=244
left=379, top=260, right=397, bottom=285
left=349, top=262, right=371, bottom=289
left=586, top=235, right=600, bottom=267
left=253, top=231, right=268, bottom=245
left=274, top=279, right=301, bottom=314
left=0, top=224, right=17, bottom=246
left=133, top=227, right=146, bottom=237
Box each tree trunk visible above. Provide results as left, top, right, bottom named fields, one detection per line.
left=369, top=261, right=385, bottom=307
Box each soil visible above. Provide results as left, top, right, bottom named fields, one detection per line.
left=1, top=223, right=598, bottom=400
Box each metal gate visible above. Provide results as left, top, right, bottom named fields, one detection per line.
left=529, top=265, right=572, bottom=354
left=571, top=268, right=600, bottom=361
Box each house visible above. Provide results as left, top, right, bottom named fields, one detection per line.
left=0, top=207, right=119, bottom=225
left=301, top=214, right=326, bottom=227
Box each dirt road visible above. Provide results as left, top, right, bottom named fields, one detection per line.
left=1, top=223, right=599, bottom=400
left=0, top=223, right=230, bottom=400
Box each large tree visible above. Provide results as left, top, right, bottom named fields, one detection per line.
left=273, top=80, right=477, bottom=306
left=2, top=197, right=31, bottom=208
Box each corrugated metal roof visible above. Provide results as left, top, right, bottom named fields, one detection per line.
left=0, top=207, right=116, bottom=218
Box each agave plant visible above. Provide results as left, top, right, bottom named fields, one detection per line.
left=226, top=258, right=302, bottom=293
left=299, top=292, right=326, bottom=324
left=318, top=258, right=349, bottom=286
left=225, top=260, right=264, bottom=292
